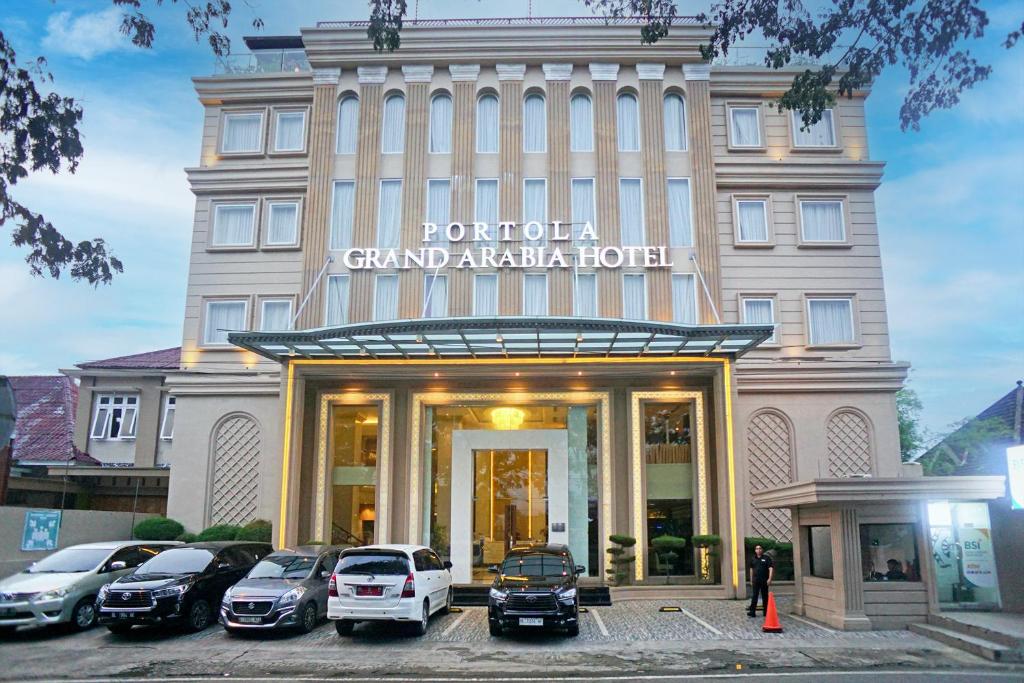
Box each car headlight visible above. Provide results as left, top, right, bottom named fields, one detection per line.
left=489, top=587, right=507, bottom=602
left=278, top=587, right=306, bottom=606
left=98, top=584, right=110, bottom=600
left=33, top=588, right=68, bottom=602
left=152, top=584, right=188, bottom=599
left=557, top=587, right=577, bottom=602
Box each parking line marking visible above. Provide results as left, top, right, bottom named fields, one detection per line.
left=787, top=613, right=836, bottom=633
left=589, top=607, right=609, bottom=637
left=679, top=607, right=723, bottom=636
left=441, top=608, right=471, bottom=637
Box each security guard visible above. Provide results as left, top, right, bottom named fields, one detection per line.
left=747, top=544, right=775, bottom=617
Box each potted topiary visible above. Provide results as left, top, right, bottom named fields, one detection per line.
left=690, top=534, right=722, bottom=584
left=651, top=535, right=687, bottom=584
left=605, top=534, right=637, bottom=586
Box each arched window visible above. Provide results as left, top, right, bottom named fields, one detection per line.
left=476, top=93, right=499, bottom=153
left=336, top=96, right=359, bottom=154
left=570, top=93, right=593, bottom=152
left=617, top=92, right=639, bottom=151
left=429, top=93, right=452, bottom=154
left=381, top=93, right=406, bottom=154
left=523, top=93, right=546, bottom=153
left=663, top=93, right=687, bottom=151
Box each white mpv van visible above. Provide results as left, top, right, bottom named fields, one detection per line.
left=327, top=544, right=453, bottom=636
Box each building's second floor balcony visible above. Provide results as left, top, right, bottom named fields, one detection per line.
left=214, top=49, right=310, bottom=76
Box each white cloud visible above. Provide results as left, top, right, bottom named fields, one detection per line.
left=42, top=6, right=134, bottom=60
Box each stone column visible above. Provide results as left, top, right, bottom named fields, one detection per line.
left=297, top=68, right=340, bottom=329
left=349, top=66, right=387, bottom=322
left=497, top=64, right=525, bottom=314
left=638, top=63, right=671, bottom=321
left=544, top=63, right=573, bottom=316
left=683, top=63, right=722, bottom=323
left=590, top=63, right=622, bottom=318
left=449, top=64, right=480, bottom=316
left=831, top=506, right=872, bottom=630
left=398, top=65, right=432, bottom=319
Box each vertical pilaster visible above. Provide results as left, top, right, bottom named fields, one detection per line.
left=497, top=64, right=525, bottom=315
left=544, top=63, right=573, bottom=316
left=297, top=67, right=340, bottom=329
left=831, top=506, right=872, bottom=630
left=590, top=63, right=622, bottom=318
left=133, top=383, right=161, bottom=468
left=683, top=63, right=723, bottom=323
left=398, top=66, right=432, bottom=319
left=638, top=64, right=671, bottom=322
left=73, top=377, right=94, bottom=452
left=449, top=64, right=480, bottom=316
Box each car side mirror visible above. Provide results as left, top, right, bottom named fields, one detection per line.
left=217, top=562, right=230, bottom=570
left=487, top=565, right=499, bottom=574
left=575, top=565, right=585, bottom=576
left=109, top=561, right=127, bottom=572
left=443, top=561, right=453, bottom=570
left=320, top=570, right=331, bottom=579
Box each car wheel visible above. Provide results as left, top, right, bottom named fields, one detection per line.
left=106, top=624, right=133, bottom=635
left=299, top=603, right=318, bottom=634
left=566, top=622, right=580, bottom=637
left=185, top=599, right=212, bottom=633
left=488, top=620, right=502, bottom=637
left=441, top=586, right=453, bottom=614
left=69, top=597, right=98, bottom=631
left=335, top=619, right=354, bottom=636
left=410, top=600, right=429, bottom=636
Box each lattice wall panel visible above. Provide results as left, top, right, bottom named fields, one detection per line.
left=210, top=416, right=261, bottom=526
left=827, top=411, right=872, bottom=478
left=746, top=411, right=793, bottom=542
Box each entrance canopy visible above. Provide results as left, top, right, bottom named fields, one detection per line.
left=230, top=317, right=773, bottom=362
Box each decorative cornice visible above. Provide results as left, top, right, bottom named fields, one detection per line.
left=312, top=67, right=341, bottom=85
left=588, top=63, right=619, bottom=81
left=496, top=63, right=526, bottom=81
left=715, top=159, right=886, bottom=191
left=636, top=63, right=666, bottom=80
left=542, top=63, right=573, bottom=81
left=448, top=64, right=481, bottom=81
left=357, top=65, right=388, bottom=84
left=752, top=476, right=1007, bottom=509
left=683, top=63, right=712, bottom=81
left=734, top=360, right=908, bottom=393
left=401, top=65, right=434, bottom=83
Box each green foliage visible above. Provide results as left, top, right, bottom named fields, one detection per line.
left=897, top=388, right=926, bottom=461
left=606, top=534, right=638, bottom=586
left=652, top=535, right=687, bottom=552
left=691, top=534, right=722, bottom=548
left=133, top=516, right=184, bottom=541
left=176, top=532, right=198, bottom=543
left=236, top=519, right=272, bottom=543
left=744, top=537, right=777, bottom=551
left=196, top=524, right=242, bottom=541
left=304, top=540, right=324, bottom=545
left=920, top=416, right=1014, bottom=476
left=608, top=534, right=637, bottom=547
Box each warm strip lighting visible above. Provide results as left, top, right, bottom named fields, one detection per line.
left=490, top=406, right=525, bottom=430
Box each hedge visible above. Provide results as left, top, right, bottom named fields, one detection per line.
left=236, top=519, right=272, bottom=543
left=133, top=516, right=185, bottom=541
left=196, top=524, right=242, bottom=541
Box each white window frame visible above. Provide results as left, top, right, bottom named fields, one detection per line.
left=741, top=295, right=777, bottom=344
left=616, top=92, right=640, bottom=152
left=523, top=93, right=547, bottom=153
left=336, top=95, right=360, bottom=154
left=428, top=92, right=453, bottom=154
left=210, top=202, right=257, bottom=249
left=618, top=177, right=645, bottom=247
left=666, top=177, right=693, bottom=248
left=622, top=273, right=648, bottom=320
left=376, top=179, right=403, bottom=249
left=806, top=295, right=858, bottom=347
left=219, top=110, right=265, bottom=155
left=791, top=108, right=837, bottom=148
left=159, top=395, right=176, bottom=440
left=522, top=177, right=548, bottom=247
left=523, top=273, right=549, bottom=317
left=90, top=393, right=139, bottom=441
left=474, top=178, right=499, bottom=249
left=570, top=92, right=593, bottom=153
left=570, top=177, right=596, bottom=247
left=733, top=196, right=772, bottom=246
left=381, top=93, right=406, bottom=155
left=325, top=274, right=351, bottom=326
left=373, top=274, right=399, bottom=321
left=329, top=180, right=355, bottom=251
left=426, top=178, right=451, bottom=248
left=422, top=273, right=448, bottom=318
left=671, top=273, right=698, bottom=324
left=798, top=198, right=849, bottom=245
left=472, top=273, right=499, bottom=316
left=272, top=109, right=307, bottom=153
left=573, top=271, right=598, bottom=317
left=263, top=199, right=301, bottom=247
left=476, top=93, right=499, bottom=154
left=663, top=92, right=688, bottom=152
left=728, top=105, right=763, bottom=149
left=259, top=297, right=295, bottom=331
left=202, top=298, right=249, bottom=347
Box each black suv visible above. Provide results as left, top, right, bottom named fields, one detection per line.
left=97, top=541, right=272, bottom=634
left=487, top=544, right=584, bottom=637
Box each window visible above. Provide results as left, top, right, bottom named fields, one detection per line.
left=473, top=273, right=498, bottom=316
left=643, top=401, right=695, bottom=577
left=523, top=93, right=546, bottom=153
left=571, top=178, right=595, bottom=246
left=429, top=93, right=452, bottom=153
left=273, top=110, right=306, bottom=152
left=160, top=395, right=176, bottom=440
left=667, top=179, right=692, bottom=247
left=807, top=525, right=834, bottom=579
left=265, top=201, right=299, bottom=246
left=336, top=96, right=359, bottom=154
left=792, top=109, right=836, bottom=147
left=377, top=180, right=402, bottom=248
left=672, top=274, right=697, bottom=324
left=570, top=93, right=593, bottom=152
left=619, top=178, right=644, bottom=246
left=381, top=94, right=405, bottom=154
left=426, top=179, right=451, bottom=248
left=800, top=200, right=846, bottom=242
left=523, top=273, right=547, bottom=316
left=329, top=181, right=355, bottom=250
left=574, top=272, right=597, bottom=317
left=373, top=274, right=398, bottom=321
left=203, top=299, right=247, bottom=345
left=221, top=112, right=263, bottom=153
left=326, top=275, right=350, bottom=326
left=861, top=524, right=920, bottom=582
left=422, top=273, right=448, bottom=317
left=476, top=94, right=499, bottom=153
left=736, top=199, right=769, bottom=243
left=260, top=298, right=293, bottom=331
left=807, top=297, right=855, bottom=345
left=729, top=106, right=761, bottom=147
left=211, top=204, right=255, bottom=247
left=742, top=297, right=775, bottom=343
left=616, top=93, right=639, bottom=151
left=90, top=394, right=139, bottom=440
left=474, top=179, right=498, bottom=249
left=622, top=273, right=646, bottom=319
left=523, top=178, right=547, bottom=247
left=664, top=93, right=687, bottom=151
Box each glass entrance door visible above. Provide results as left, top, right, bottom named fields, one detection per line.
left=928, top=501, right=1002, bottom=609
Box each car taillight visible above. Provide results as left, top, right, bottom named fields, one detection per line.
left=401, top=572, right=416, bottom=599
left=328, top=573, right=338, bottom=598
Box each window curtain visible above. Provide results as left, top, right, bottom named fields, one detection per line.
left=667, top=179, right=692, bottom=247
left=267, top=203, right=298, bottom=245
left=523, top=273, right=548, bottom=316
left=523, top=179, right=547, bottom=246
left=570, top=94, right=593, bottom=152
left=571, top=178, right=596, bottom=244
left=476, top=94, right=499, bottom=153
left=475, top=179, right=498, bottom=248
left=809, top=299, right=854, bottom=344
left=793, top=110, right=835, bottom=146
left=523, top=94, right=546, bottom=152
left=381, top=94, right=406, bottom=153
left=205, top=301, right=246, bottom=344
left=374, top=274, right=399, bottom=320
left=330, top=181, right=355, bottom=250
left=213, top=205, right=254, bottom=245
left=672, top=274, right=696, bottom=324
left=429, top=94, right=452, bottom=153
left=261, top=300, right=293, bottom=331
left=663, top=94, right=687, bottom=151
left=336, top=96, right=359, bottom=154
left=427, top=179, right=451, bottom=247
left=275, top=112, right=305, bottom=151
left=743, top=298, right=775, bottom=342
left=473, top=273, right=498, bottom=316
left=619, top=179, right=644, bottom=246
left=737, top=200, right=768, bottom=242
left=622, top=274, right=646, bottom=319
left=574, top=272, right=597, bottom=317
left=222, top=113, right=261, bottom=152
left=422, top=274, right=448, bottom=317
left=377, top=180, right=403, bottom=248
left=801, top=201, right=845, bottom=241
left=617, top=94, right=639, bottom=151
left=731, top=108, right=760, bottom=146
left=326, top=275, right=350, bottom=325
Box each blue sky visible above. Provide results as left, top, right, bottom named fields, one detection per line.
left=1, top=0, right=1021, bottom=439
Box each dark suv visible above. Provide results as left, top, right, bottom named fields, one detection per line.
left=487, top=544, right=584, bottom=637
left=97, top=541, right=272, bottom=633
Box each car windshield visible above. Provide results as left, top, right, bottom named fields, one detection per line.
left=134, top=548, right=213, bottom=575
left=26, top=547, right=111, bottom=573
left=248, top=555, right=316, bottom=579
left=335, top=553, right=409, bottom=576
left=500, top=554, right=569, bottom=578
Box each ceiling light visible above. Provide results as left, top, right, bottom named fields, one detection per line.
left=490, top=407, right=525, bottom=430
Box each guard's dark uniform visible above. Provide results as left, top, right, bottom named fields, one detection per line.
left=748, top=553, right=774, bottom=616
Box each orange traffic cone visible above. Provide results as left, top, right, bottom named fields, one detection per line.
left=762, top=592, right=783, bottom=633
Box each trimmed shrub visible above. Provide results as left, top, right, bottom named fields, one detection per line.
left=651, top=535, right=688, bottom=584
left=690, top=534, right=722, bottom=548
left=196, top=524, right=242, bottom=541
left=134, top=516, right=184, bottom=541
left=744, top=536, right=777, bottom=551
left=236, top=519, right=273, bottom=543
left=608, top=534, right=637, bottom=548
left=176, top=532, right=198, bottom=543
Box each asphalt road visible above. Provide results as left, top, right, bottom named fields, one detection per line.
left=29, top=673, right=1024, bottom=682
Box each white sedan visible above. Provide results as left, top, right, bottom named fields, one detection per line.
left=327, top=544, right=453, bottom=636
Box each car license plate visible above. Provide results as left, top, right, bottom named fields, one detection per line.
left=519, top=617, right=543, bottom=627
left=238, top=616, right=262, bottom=624
left=117, top=612, right=129, bottom=619
left=356, top=585, right=383, bottom=597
